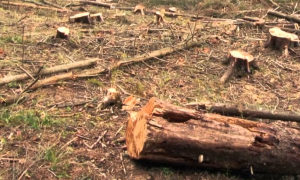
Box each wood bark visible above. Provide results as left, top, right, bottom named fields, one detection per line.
left=267, top=10, right=300, bottom=24
left=0, top=58, right=99, bottom=86
left=185, top=102, right=300, bottom=122
left=126, top=98, right=300, bottom=175
left=0, top=2, right=68, bottom=12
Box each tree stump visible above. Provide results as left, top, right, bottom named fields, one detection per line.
left=220, top=50, right=256, bottom=83
left=133, top=4, right=145, bottom=16
left=90, top=13, right=104, bottom=22
left=56, top=27, right=70, bottom=39
left=126, top=98, right=300, bottom=175
left=155, top=9, right=165, bottom=25
left=264, top=27, right=299, bottom=57
left=97, top=88, right=122, bottom=110
left=69, top=12, right=91, bottom=24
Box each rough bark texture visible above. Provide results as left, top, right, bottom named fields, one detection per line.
left=126, top=98, right=300, bottom=175
left=185, top=102, right=300, bottom=122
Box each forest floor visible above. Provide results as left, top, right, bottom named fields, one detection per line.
left=0, top=0, right=300, bottom=179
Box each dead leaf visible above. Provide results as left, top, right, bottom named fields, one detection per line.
left=175, top=57, right=185, bottom=66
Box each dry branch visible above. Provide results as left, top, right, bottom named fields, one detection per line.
left=0, top=2, right=68, bottom=12
left=267, top=10, right=300, bottom=24
left=126, top=98, right=300, bottom=175
left=185, top=102, right=300, bottom=122
left=0, top=58, right=99, bottom=86
left=78, top=0, right=113, bottom=8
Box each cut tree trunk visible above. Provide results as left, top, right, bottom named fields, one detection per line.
left=56, top=27, right=70, bottom=39
left=185, top=102, right=300, bottom=122
left=264, top=27, right=299, bottom=57
left=69, top=12, right=91, bottom=24
left=220, top=50, right=257, bottom=83
left=126, top=98, right=300, bottom=175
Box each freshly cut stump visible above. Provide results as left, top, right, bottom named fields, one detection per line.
left=133, top=4, right=145, bottom=16
left=90, top=13, right=104, bottom=22
left=126, top=98, right=300, bottom=175
left=155, top=9, right=165, bottom=25
left=56, top=27, right=69, bottom=39
left=265, top=27, right=299, bottom=57
left=220, top=50, right=256, bottom=83
left=69, top=12, right=91, bottom=24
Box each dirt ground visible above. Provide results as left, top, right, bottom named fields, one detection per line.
left=0, top=0, right=300, bottom=179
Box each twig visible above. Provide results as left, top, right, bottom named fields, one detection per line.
left=83, top=130, right=108, bottom=149
left=114, top=125, right=123, bottom=137
left=17, top=161, right=36, bottom=180
left=16, top=64, right=35, bottom=80
left=20, top=77, right=40, bottom=95
left=41, top=0, right=63, bottom=9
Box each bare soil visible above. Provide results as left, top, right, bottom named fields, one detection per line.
left=0, top=0, right=300, bottom=180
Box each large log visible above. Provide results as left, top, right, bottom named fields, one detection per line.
left=126, top=98, right=300, bottom=175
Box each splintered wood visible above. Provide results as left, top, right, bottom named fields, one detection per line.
left=126, top=98, right=300, bottom=174
left=220, top=50, right=256, bottom=83
left=265, top=27, right=299, bottom=57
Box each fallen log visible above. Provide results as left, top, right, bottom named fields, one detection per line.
left=267, top=10, right=300, bottom=24
left=126, top=98, right=300, bottom=175
left=0, top=58, right=99, bottom=86
left=185, top=102, right=300, bottom=122
left=0, top=2, right=68, bottom=12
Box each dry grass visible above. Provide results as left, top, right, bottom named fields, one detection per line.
left=0, top=0, right=300, bottom=179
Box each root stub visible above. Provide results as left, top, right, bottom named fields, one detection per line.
left=126, top=98, right=300, bottom=174
left=220, top=50, right=256, bottom=83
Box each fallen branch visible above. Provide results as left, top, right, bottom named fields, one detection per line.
left=0, top=2, right=68, bottom=12
left=267, top=10, right=300, bottom=24
left=185, top=102, right=300, bottom=122
left=2, top=41, right=202, bottom=106
left=78, top=0, right=113, bottom=8
left=126, top=98, right=300, bottom=174
left=0, top=58, right=99, bottom=86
